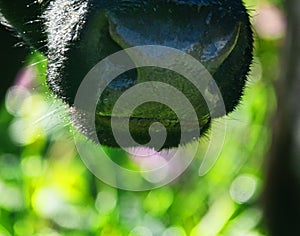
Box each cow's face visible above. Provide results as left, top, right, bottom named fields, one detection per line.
left=0, top=0, right=253, bottom=149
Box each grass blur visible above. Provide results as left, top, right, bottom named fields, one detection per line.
left=0, top=0, right=284, bottom=235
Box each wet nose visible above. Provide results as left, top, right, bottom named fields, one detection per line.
left=101, top=0, right=253, bottom=114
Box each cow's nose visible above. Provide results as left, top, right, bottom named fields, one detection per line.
left=71, top=0, right=253, bottom=148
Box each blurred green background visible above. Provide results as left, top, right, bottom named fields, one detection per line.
left=0, top=0, right=285, bottom=235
